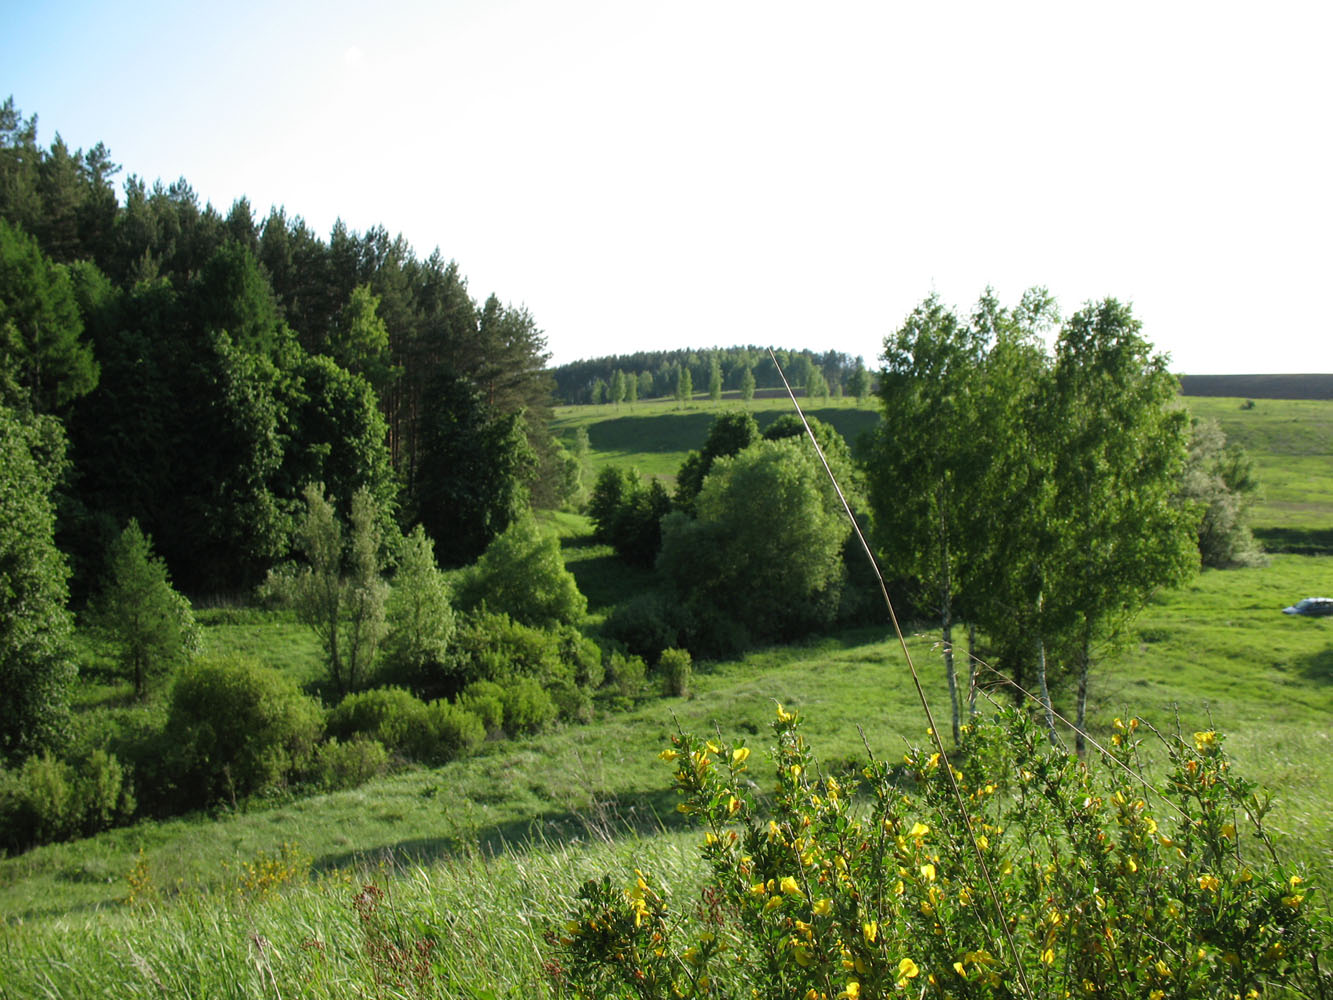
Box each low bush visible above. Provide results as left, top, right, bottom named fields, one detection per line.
left=425, top=701, right=486, bottom=761
left=657, top=647, right=692, bottom=697
left=500, top=676, right=558, bottom=735
left=449, top=611, right=573, bottom=693
left=0, top=749, right=135, bottom=852
left=557, top=707, right=1332, bottom=999
left=311, top=736, right=389, bottom=791
left=164, top=655, right=323, bottom=809
left=458, top=680, right=505, bottom=734
left=604, top=650, right=647, bottom=702
left=327, top=686, right=431, bottom=759
left=603, top=591, right=691, bottom=662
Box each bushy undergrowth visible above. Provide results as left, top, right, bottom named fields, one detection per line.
left=556, top=707, right=1332, bottom=999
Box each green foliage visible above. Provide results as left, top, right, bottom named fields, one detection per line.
left=604, top=650, right=647, bottom=701
left=0, top=405, right=76, bottom=762
left=0, top=749, right=134, bottom=852
left=603, top=591, right=692, bottom=661
left=311, top=736, right=389, bottom=791
left=659, top=439, right=850, bottom=650
left=675, top=366, right=692, bottom=407
left=91, top=519, right=200, bottom=698
left=657, top=647, right=692, bottom=697
left=380, top=525, right=455, bottom=688
left=740, top=365, right=756, bottom=403
left=707, top=356, right=722, bottom=403
left=589, top=466, right=673, bottom=567
left=1181, top=417, right=1266, bottom=568
left=455, top=513, right=587, bottom=629
left=0, top=217, right=98, bottom=412
left=164, top=655, right=324, bottom=809
left=414, top=368, right=535, bottom=567
left=425, top=700, right=486, bottom=760
left=674, top=409, right=760, bottom=512
left=458, top=680, right=506, bottom=733
left=500, top=676, right=558, bottom=735
left=267, top=484, right=388, bottom=696
left=327, top=687, right=431, bottom=759
left=588, top=465, right=631, bottom=543
left=846, top=356, right=870, bottom=403
left=559, top=707, right=1332, bottom=1000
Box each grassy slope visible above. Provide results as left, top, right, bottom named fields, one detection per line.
left=2, top=393, right=1330, bottom=996
left=550, top=393, right=881, bottom=484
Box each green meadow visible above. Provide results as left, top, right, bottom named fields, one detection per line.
left=1, top=392, right=1330, bottom=997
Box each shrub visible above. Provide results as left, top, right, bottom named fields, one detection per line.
left=557, top=707, right=1333, bottom=1000
left=0, top=749, right=135, bottom=852
left=327, top=686, right=431, bottom=759
left=657, top=647, right=692, bottom=697
left=499, top=677, right=557, bottom=735
left=602, top=591, right=691, bottom=662
left=312, top=736, right=389, bottom=791
left=425, top=701, right=485, bottom=762
left=164, top=655, right=323, bottom=809
left=448, top=611, right=577, bottom=695
left=604, top=650, right=646, bottom=701
left=458, top=681, right=505, bottom=735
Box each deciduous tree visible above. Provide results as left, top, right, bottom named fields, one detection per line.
left=0, top=405, right=76, bottom=761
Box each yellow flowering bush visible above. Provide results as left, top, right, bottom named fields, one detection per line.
left=554, top=705, right=1331, bottom=998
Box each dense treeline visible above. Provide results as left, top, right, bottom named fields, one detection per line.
left=0, top=96, right=560, bottom=597
left=0, top=97, right=603, bottom=849
left=550, top=346, right=871, bottom=404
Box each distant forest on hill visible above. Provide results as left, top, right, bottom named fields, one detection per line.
left=550, top=347, right=867, bottom=404
left=1179, top=374, right=1333, bottom=400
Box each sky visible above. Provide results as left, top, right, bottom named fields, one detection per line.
left=6, top=0, right=1330, bottom=372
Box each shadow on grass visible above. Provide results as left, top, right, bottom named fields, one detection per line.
left=310, top=786, right=684, bottom=874
left=1254, top=526, right=1333, bottom=556
left=1296, top=646, right=1333, bottom=683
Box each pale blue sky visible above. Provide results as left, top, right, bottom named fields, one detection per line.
left=6, top=0, right=1330, bottom=371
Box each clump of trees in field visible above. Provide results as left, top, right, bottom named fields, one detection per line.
left=863, top=288, right=1259, bottom=748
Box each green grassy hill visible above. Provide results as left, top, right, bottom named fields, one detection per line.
left=2, top=393, right=1330, bottom=997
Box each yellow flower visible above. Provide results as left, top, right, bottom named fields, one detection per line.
left=1284, top=894, right=1306, bottom=909
left=862, top=920, right=878, bottom=944
left=793, top=944, right=813, bottom=967
left=838, top=982, right=860, bottom=999
left=749, top=882, right=766, bottom=897
left=1197, top=874, right=1220, bottom=893
left=728, top=795, right=742, bottom=816
left=732, top=746, right=751, bottom=765
left=780, top=876, right=801, bottom=896
left=920, top=863, right=936, bottom=882
left=658, top=748, right=680, bottom=762
left=908, top=821, right=930, bottom=840
left=776, top=703, right=795, bottom=723
left=953, top=961, right=966, bottom=977
left=1193, top=730, right=1217, bottom=751
left=898, top=957, right=920, bottom=979
left=1040, top=947, right=1055, bottom=965
left=813, top=898, right=833, bottom=916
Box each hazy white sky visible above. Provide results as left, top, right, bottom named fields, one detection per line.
left=6, top=0, right=1330, bottom=371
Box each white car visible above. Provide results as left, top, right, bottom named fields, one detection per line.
left=1282, top=597, right=1333, bottom=616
